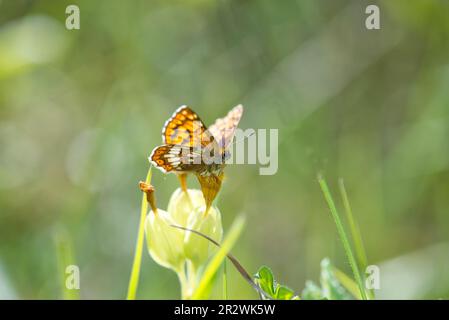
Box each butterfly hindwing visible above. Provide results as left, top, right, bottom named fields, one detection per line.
left=150, top=144, right=202, bottom=173
left=208, top=104, right=243, bottom=151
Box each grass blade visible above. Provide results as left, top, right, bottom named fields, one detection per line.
left=338, top=179, right=375, bottom=299
left=332, top=266, right=362, bottom=300
left=223, top=260, right=228, bottom=299
left=318, top=175, right=367, bottom=300
left=338, top=179, right=368, bottom=271
left=54, top=229, right=79, bottom=300
left=172, top=221, right=272, bottom=299
left=127, top=167, right=152, bottom=300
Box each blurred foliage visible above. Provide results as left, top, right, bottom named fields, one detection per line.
left=1, top=0, right=449, bottom=299
left=302, top=258, right=353, bottom=300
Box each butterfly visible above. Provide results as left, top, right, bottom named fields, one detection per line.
left=150, top=104, right=243, bottom=214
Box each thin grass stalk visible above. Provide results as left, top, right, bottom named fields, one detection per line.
left=318, top=176, right=367, bottom=300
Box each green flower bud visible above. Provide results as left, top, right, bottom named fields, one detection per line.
left=183, top=205, right=223, bottom=271
left=145, top=187, right=224, bottom=298
left=145, top=209, right=185, bottom=272
left=167, top=188, right=223, bottom=271
left=167, top=188, right=204, bottom=227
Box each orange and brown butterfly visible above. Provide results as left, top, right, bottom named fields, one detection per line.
left=149, top=105, right=243, bottom=214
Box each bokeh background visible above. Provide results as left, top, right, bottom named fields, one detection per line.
left=1, top=0, right=449, bottom=299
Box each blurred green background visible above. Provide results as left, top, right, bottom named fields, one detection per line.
left=1, top=0, right=449, bottom=299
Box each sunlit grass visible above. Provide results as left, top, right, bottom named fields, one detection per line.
left=338, top=179, right=374, bottom=299
left=54, top=229, right=79, bottom=300
left=338, top=179, right=368, bottom=271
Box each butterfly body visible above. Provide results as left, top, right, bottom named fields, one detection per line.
left=150, top=105, right=243, bottom=213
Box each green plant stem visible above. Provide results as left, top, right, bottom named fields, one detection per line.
left=318, top=176, right=367, bottom=300
left=177, top=267, right=190, bottom=300
left=127, top=167, right=152, bottom=300
left=223, top=260, right=228, bottom=299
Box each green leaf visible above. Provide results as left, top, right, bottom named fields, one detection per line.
left=254, top=266, right=298, bottom=300
left=275, top=285, right=295, bottom=300
left=254, top=266, right=275, bottom=297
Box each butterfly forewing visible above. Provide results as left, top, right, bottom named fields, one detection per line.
left=162, top=106, right=214, bottom=148
left=151, top=104, right=243, bottom=175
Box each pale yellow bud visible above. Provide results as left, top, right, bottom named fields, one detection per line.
left=167, top=188, right=204, bottom=226
left=145, top=209, right=185, bottom=272
left=146, top=187, right=224, bottom=298
left=167, top=188, right=223, bottom=271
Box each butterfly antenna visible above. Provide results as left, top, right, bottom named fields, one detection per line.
left=231, top=131, right=255, bottom=146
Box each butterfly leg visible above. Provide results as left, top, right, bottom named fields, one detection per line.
left=178, top=173, right=188, bottom=192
